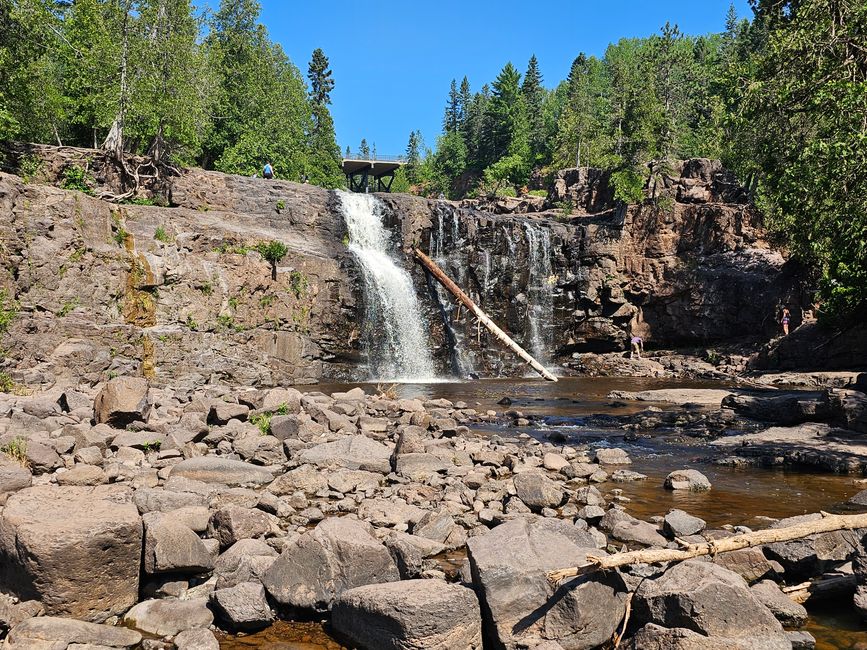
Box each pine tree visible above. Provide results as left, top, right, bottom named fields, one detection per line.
left=305, top=48, right=342, bottom=187
left=359, top=138, right=369, bottom=158
left=307, top=48, right=335, bottom=106
left=345, top=144, right=351, bottom=157
left=458, top=77, right=471, bottom=129
left=521, top=55, right=546, bottom=163
left=443, top=79, right=460, bottom=133
left=483, top=62, right=529, bottom=169
left=404, top=130, right=421, bottom=184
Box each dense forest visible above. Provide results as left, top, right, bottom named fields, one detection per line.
left=0, top=0, right=344, bottom=187
left=0, top=0, right=864, bottom=319
left=403, top=0, right=865, bottom=320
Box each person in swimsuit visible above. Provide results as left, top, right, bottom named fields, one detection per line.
left=630, top=335, right=643, bottom=359
left=781, top=306, right=791, bottom=336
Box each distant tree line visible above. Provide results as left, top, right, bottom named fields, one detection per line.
left=0, top=0, right=344, bottom=187
left=409, top=1, right=866, bottom=320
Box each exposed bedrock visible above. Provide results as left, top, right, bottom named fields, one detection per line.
left=0, top=148, right=803, bottom=386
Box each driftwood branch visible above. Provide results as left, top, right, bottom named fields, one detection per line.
left=547, top=511, right=867, bottom=583
left=413, top=247, right=558, bottom=382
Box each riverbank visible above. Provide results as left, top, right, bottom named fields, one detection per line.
left=0, top=376, right=866, bottom=648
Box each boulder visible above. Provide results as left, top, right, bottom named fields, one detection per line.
left=0, top=485, right=142, bottom=622
left=55, top=464, right=107, bottom=486
left=663, top=509, right=706, bottom=538
left=5, top=616, right=142, bottom=649
left=0, top=458, right=31, bottom=504
left=267, top=463, right=328, bottom=496
left=211, top=580, right=274, bottom=631
left=94, top=377, right=150, bottom=427
left=213, top=538, right=277, bottom=589
left=722, top=392, right=831, bottom=425
left=208, top=505, right=272, bottom=549
left=143, top=515, right=213, bottom=574
left=627, top=623, right=791, bottom=649
left=600, top=509, right=667, bottom=547
left=514, top=471, right=566, bottom=511
left=633, top=561, right=787, bottom=646
left=169, top=456, right=273, bottom=486
left=664, top=469, right=711, bottom=491
left=262, top=516, right=399, bottom=611
left=712, top=547, right=773, bottom=583
left=123, top=598, right=213, bottom=637
left=762, top=512, right=862, bottom=580
left=333, top=579, right=482, bottom=650
left=298, top=435, right=392, bottom=473
left=594, top=448, right=631, bottom=465
left=467, top=515, right=624, bottom=649
left=750, top=579, right=808, bottom=626
left=174, top=628, right=220, bottom=650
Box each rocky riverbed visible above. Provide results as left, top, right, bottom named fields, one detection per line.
left=0, top=376, right=866, bottom=649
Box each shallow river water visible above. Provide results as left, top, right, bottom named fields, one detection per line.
left=219, top=377, right=867, bottom=649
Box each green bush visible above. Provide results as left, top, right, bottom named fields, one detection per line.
left=154, top=226, right=170, bottom=242
left=0, top=372, right=13, bottom=393
left=19, top=155, right=41, bottom=183
left=255, top=240, right=288, bottom=263
left=61, top=165, right=93, bottom=195
left=0, top=289, right=19, bottom=334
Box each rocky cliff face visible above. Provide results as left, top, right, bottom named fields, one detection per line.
left=385, top=159, right=798, bottom=377
left=0, top=147, right=799, bottom=387
left=0, top=159, right=361, bottom=388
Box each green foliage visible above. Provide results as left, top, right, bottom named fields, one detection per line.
left=610, top=169, right=645, bottom=205
left=255, top=240, right=288, bottom=264
left=19, top=155, right=42, bottom=183
left=0, top=372, right=13, bottom=394
left=199, top=282, right=213, bottom=296
left=61, top=165, right=93, bottom=195
left=249, top=411, right=272, bottom=434
left=0, top=436, right=27, bottom=466
left=154, top=226, right=170, bottom=243
left=185, top=314, right=198, bottom=330
left=0, top=289, right=19, bottom=335
left=58, top=297, right=81, bottom=317
left=527, top=189, right=547, bottom=197
left=127, top=197, right=156, bottom=206
left=258, top=294, right=274, bottom=308
left=217, top=313, right=242, bottom=331
left=215, top=242, right=250, bottom=255
left=481, top=154, right=528, bottom=197
left=141, top=439, right=162, bottom=453
left=113, top=225, right=129, bottom=247
left=276, top=200, right=285, bottom=210
left=288, top=271, right=309, bottom=299
left=725, top=0, right=867, bottom=319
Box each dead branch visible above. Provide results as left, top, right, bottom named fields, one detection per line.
left=547, top=511, right=867, bottom=584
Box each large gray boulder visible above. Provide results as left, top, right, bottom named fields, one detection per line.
left=633, top=560, right=788, bottom=647
left=122, top=598, right=213, bottom=637
left=211, top=580, right=274, bottom=631
left=94, top=377, right=150, bottom=427
left=174, top=628, right=220, bottom=650
left=208, top=505, right=272, bottom=549
left=513, top=471, right=566, bottom=511
left=0, top=458, right=31, bottom=504
left=5, top=616, right=142, bottom=649
left=664, top=469, right=711, bottom=491
left=762, top=512, right=863, bottom=580
left=298, top=435, right=392, bottom=473
left=143, top=515, right=213, bottom=574
left=169, top=456, right=273, bottom=486
left=332, top=579, right=482, bottom=650
left=213, top=538, right=277, bottom=589
left=0, top=485, right=142, bottom=622
left=262, top=516, right=399, bottom=611
left=467, top=515, right=624, bottom=649
left=722, top=392, right=831, bottom=425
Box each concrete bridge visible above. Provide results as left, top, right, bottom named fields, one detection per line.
left=342, top=153, right=405, bottom=193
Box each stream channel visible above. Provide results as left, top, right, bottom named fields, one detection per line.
left=219, top=377, right=867, bottom=649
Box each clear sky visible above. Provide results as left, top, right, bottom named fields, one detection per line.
left=251, top=0, right=753, bottom=156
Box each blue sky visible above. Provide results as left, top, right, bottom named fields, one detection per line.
left=250, top=0, right=753, bottom=156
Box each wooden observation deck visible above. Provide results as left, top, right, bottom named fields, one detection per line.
left=342, top=153, right=405, bottom=193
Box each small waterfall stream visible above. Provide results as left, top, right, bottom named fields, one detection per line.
left=524, top=223, right=554, bottom=363
left=337, top=191, right=436, bottom=381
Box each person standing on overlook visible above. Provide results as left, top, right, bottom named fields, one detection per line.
left=263, top=161, right=274, bottom=179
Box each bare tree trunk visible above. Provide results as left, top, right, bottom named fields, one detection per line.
left=103, top=0, right=131, bottom=160
left=547, top=511, right=867, bottom=583
left=413, top=248, right=558, bottom=382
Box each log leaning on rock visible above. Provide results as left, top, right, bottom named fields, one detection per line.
left=547, top=511, right=867, bottom=583
left=412, top=247, right=558, bottom=382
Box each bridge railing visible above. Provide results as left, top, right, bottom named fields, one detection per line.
left=343, top=152, right=407, bottom=163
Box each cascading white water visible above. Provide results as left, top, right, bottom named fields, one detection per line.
left=524, top=222, right=554, bottom=362
left=337, top=191, right=436, bottom=381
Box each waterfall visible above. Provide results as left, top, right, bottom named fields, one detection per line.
left=337, top=191, right=436, bottom=381
left=524, top=222, right=554, bottom=363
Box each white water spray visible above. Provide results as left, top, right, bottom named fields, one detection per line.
left=524, top=222, right=554, bottom=363
left=337, top=191, right=436, bottom=381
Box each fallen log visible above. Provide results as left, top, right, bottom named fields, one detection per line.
left=547, top=511, right=867, bottom=583
left=782, top=569, right=857, bottom=604
left=412, top=247, right=558, bottom=382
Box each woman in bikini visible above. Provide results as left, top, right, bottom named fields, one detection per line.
left=781, top=306, right=791, bottom=336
